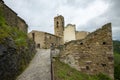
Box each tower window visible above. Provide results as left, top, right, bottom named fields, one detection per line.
left=56, top=21, right=59, bottom=28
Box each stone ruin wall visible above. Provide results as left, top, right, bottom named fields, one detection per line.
left=0, top=0, right=28, bottom=33
left=60, top=23, right=114, bottom=79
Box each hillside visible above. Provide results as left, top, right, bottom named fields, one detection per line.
left=113, top=40, right=120, bottom=80
left=113, top=40, right=120, bottom=54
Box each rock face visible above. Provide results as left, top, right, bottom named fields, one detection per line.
left=0, top=37, right=36, bottom=80
left=60, top=23, right=114, bottom=79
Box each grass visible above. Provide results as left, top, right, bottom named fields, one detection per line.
left=53, top=58, right=112, bottom=80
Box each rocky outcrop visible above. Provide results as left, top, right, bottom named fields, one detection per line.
left=0, top=37, right=36, bottom=80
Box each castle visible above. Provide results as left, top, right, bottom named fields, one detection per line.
left=28, top=15, right=114, bottom=79
left=0, top=0, right=114, bottom=79
left=28, top=15, right=89, bottom=48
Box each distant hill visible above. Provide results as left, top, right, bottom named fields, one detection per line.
left=113, top=40, right=120, bottom=54
left=113, top=40, right=120, bottom=80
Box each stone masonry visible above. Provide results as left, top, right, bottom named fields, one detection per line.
left=60, top=23, right=114, bottom=79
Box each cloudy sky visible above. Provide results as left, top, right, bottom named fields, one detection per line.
left=4, top=0, right=120, bottom=40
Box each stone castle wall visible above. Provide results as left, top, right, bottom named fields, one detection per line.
left=0, top=0, right=28, bottom=33
left=60, top=23, right=114, bottom=79
left=28, top=30, right=62, bottom=49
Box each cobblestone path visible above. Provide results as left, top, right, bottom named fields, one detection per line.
left=16, top=49, right=51, bottom=80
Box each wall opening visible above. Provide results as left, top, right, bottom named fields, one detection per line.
left=103, top=42, right=106, bottom=45
left=101, top=63, right=106, bottom=67
left=86, top=66, right=90, bottom=70
left=56, top=21, right=59, bottom=28
left=37, top=44, right=40, bottom=48
left=32, top=33, right=35, bottom=41
left=108, top=56, right=113, bottom=61
left=80, top=42, right=83, bottom=45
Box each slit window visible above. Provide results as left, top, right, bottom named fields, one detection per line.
left=56, top=21, right=59, bottom=28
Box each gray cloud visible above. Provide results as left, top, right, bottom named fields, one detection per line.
left=77, top=0, right=120, bottom=40
left=4, top=0, right=120, bottom=40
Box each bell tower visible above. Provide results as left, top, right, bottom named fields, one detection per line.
left=54, top=15, right=64, bottom=37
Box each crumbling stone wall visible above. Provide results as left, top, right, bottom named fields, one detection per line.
left=28, top=30, right=62, bottom=49
left=60, top=23, right=114, bottom=79
left=0, top=0, right=28, bottom=33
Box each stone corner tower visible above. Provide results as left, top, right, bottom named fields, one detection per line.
left=54, top=15, right=64, bottom=38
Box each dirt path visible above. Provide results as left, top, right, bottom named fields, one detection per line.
left=16, top=49, right=51, bottom=80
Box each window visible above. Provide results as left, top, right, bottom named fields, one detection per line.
left=86, top=66, right=90, bottom=70
left=32, top=33, right=35, bottom=41
left=37, top=44, right=40, bottom=48
left=103, top=42, right=106, bottom=45
left=56, top=21, right=59, bottom=28
left=80, top=42, right=83, bottom=45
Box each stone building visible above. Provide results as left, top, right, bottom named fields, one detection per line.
left=60, top=23, right=114, bottom=79
left=28, top=15, right=89, bottom=48
left=54, top=15, right=64, bottom=44
left=0, top=0, right=28, bottom=33
left=54, top=15, right=89, bottom=43
left=28, top=30, right=62, bottom=49
left=28, top=13, right=113, bottom=79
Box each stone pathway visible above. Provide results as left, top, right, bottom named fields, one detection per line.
left=16, top=49, right=51, bottom=80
